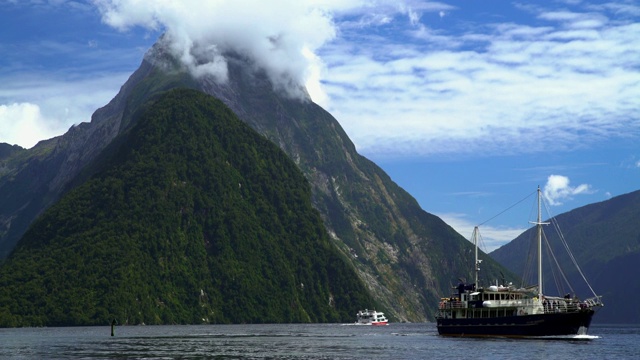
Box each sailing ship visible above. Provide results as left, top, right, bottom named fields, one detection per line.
left=435, top=187, right=603, bottom=338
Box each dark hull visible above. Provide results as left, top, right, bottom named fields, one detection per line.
left=436, top=310, right=595, bottom=338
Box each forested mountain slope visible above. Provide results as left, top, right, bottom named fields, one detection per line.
left=0, top=89, right=373, bottom=327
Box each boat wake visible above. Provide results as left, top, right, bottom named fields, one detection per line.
left=572, top=334, right=600, bottom=340
left=527, top=334, right=600, bottom=341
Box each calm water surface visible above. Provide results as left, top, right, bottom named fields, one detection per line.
left=0, top=323, right=638, bottom=359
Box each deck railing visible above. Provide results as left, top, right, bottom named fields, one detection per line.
left=439, top=297, right=595, bottom=314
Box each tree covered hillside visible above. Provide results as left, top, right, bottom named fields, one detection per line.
left=0, top=89, right=373, bottom=327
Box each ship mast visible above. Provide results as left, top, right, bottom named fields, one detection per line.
left=473, top=226, right=481, bottom=288
left=532, top=186, right=549, bottom=300
left=537, top=187, right=543, bottom=299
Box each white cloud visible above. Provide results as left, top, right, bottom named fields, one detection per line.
left=543, top=174, right=593, bottom=206
left=0, top=72, right=132, bottom=148
left=319, top=5, right=640, bottom=158
left=93, top=0, right=344, bottom=99
left=0, top=103, right=54, bottom=148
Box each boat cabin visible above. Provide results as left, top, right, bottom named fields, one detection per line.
left=438, top=283, right=587, bottom=320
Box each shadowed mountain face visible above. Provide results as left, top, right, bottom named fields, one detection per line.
left=0, top=39, right=512, bottom=322
left=490, top=190, right=640, bottom=324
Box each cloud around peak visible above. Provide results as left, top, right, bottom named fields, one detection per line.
left=94, top=0, right=341, bottom=98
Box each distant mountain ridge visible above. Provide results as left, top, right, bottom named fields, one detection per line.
left=490, top=190, right=640, bottom=323
left=0, top=37, right=512, bottom=323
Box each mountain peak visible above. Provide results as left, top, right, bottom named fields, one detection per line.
left=144, top=35, right=311, bottom=102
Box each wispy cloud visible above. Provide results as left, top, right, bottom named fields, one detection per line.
left=320, top=3, right=640, bottom=158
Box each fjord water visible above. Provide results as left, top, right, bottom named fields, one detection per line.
left=0, top=323, right=637, bottom=359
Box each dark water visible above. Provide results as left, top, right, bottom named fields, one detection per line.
left=0, top=323, right=638, bottom=359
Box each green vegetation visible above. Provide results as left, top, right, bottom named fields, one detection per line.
left=0, top=89, right=373, bottom=327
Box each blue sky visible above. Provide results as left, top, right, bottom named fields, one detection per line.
left=1, top=0, right=639, bottom=251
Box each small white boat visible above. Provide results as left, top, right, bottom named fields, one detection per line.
left=356, top=309, right=388, bottom=326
